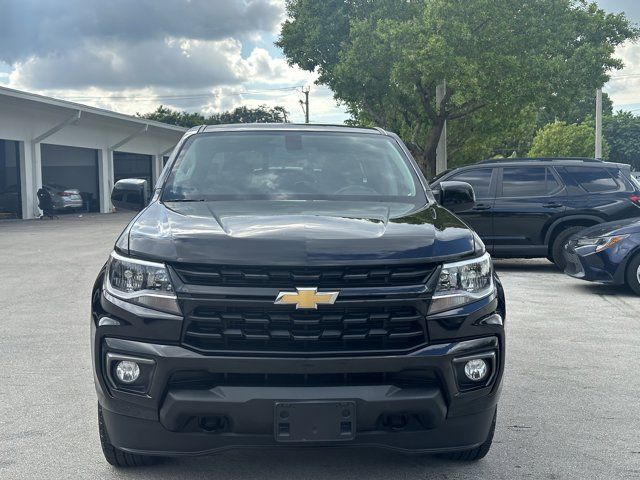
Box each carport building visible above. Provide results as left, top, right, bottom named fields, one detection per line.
left=0, top=86, right=187, bottom=219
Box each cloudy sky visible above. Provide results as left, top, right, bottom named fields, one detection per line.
left=0, top=0, right=638, bottom=123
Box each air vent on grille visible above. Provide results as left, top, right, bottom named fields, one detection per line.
left=171, top=264, right=434, bottom=288
left=169, top=369, right=438, bottom=389
left=182, top=306, right=427, bottom=354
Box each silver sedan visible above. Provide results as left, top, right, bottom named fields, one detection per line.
left=43, top=184, right=84, bottom=211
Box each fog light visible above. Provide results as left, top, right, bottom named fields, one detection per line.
left=464, top=359, right=488, bottom=381
left=115, top=360, right=140, bottom=384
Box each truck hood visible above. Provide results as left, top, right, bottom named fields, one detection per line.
left=119, top=200, right=480, bottom=265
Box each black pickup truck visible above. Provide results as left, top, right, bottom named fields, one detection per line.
left=92, top=124, right=506, bottom=466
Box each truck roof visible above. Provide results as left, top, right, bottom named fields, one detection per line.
left=191, top=123, right=385, bottom=135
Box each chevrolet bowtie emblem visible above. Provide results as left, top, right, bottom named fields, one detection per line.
left=274, top=287, right=339, bottom=309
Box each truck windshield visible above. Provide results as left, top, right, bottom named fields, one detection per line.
left=162, top=131, right=426, bottom=204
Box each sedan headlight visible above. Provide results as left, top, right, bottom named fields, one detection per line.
left=104, top=251, right=181, bottom=314
left=429, top=252, right=494, bottom=314
left=574, top=234, right=629, bottom=253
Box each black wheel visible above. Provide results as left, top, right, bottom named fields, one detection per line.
left=98, top=404, right=159, bottom=467
left=625, top=252, right=640, bottom=295
left=551, top=226, right=585, bottom=269
left=438, top=409, right=496, bottom=461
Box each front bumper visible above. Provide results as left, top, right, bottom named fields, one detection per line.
left=95, top=333, right=503, bottom=455
left=563, top=243, right=628, bottom=284
left=53, top=197, right=83, bottom=210
left=92, top=265, right=506, bottom=456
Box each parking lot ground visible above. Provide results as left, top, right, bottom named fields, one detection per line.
left=1, top=213, right=639, bottom=479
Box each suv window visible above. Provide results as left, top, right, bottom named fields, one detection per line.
left=565, top=166, right=619, bottom=193
left=500, top=167, right=560, bottom=197
left=448, top=168, right=493, bottom=198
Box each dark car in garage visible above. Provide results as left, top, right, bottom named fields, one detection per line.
left=430, top=158, right=640, bottom=268
left=0, top=184, right=21, bottom=218
left=564, top=218, right=640, bottom=294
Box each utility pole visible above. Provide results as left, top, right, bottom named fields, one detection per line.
left=435, top=80, right=447, bottom=174
left=299, top=86, right=310, bottom=124
left=595, top=88, right=603, bottom=159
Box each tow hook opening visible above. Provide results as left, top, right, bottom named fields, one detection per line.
left=381, top=413, right=409, bottom=431
left=198, top=416, right=229, bottom=433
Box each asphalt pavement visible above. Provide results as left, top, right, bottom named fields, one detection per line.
left=0, top=213, right=639, bottom=479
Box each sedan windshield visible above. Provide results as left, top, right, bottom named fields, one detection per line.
left=162, top=131, right=426, bottom=205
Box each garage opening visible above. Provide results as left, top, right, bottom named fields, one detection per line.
left=114, top=152, right=153, bottom=186
left=41, top=144, right=100, bottom=213
left=0, top=139, right=21, bottom=219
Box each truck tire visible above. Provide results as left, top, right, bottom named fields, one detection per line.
left=98, top=404, right=159, bottom=467
left=625, top=252, right=640, bottom=295
left=551, top=226, right=585, bottom=270
left=438, top=409, right=496, bottom=461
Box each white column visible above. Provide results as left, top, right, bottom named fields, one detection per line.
left=98, top=148, right=113, bottom=213
left=33, top=142, right=43, bottom=218
left=152, top=155, right=163, bottom=188
left=19, top=141, right=35, bottom=219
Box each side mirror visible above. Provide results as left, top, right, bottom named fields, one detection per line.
left=435, top=181, right=475, bottom=212
left=111, top=178, right=148, bottom=211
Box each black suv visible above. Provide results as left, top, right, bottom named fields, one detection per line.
left=92, top=124, right=505, bottom=466
left=430, top=158, right=640, bottom=267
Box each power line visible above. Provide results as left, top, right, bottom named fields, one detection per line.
left=608, top=73, right=640, bottom=80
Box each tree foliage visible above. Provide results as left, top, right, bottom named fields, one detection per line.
left=528, top=121, right=606, bottom=158
left=602, top=111, right=640, bottom=169
left=138, top=105, right=290, bottom=128
left=537, top=92, right=613, bottom=127
left=448, top=105, right=539, bottom=167
left=278, top=0, right=636, bottom=177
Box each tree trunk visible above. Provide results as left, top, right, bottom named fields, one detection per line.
left=421, top=119, right=445, bottom=180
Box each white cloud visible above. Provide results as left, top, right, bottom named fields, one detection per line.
left=0, top=0, right=284, bottom=63
left=8, top=38, right=248, bottom=90
left=604, top=41, right=640, bottom=108
left=0, top=0, right=348, bottom=124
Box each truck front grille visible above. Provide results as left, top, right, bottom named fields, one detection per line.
left=181, top=305, right=428, bottom=354
left=172, top=263, right=435, bottom=288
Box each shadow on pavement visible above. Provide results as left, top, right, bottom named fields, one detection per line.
left=492, top=258, right=560, bottom=274
left=105, top=446, right=484, bottom=480
left=569, top=281, right=638, bottom=299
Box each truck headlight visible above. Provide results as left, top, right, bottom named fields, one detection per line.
left=574, top=234, right=628, bottom=253
left=104, top=251, right=181, bottom=314
left=429, top=252, right=494, bottom=314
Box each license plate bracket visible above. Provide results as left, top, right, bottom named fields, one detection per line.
left=274, top=401, right=356, bottom=443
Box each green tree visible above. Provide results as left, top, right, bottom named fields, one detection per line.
left=277, top=0, right=636, bottom=177
left=537, top=92, right=613, bottom=127
left=528, top=121, right=606, bottom=158
left=447, top=105, right=539, bottom=167
left=139, top=105, right=290, bottom=128
left=603, top=111, right=640, bottom=169
left=138, top=105, right=206, bottom=128
left=207, top=105, right=289, bottom=124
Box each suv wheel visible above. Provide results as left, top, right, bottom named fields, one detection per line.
left=438, top=409, right=496, bottom=461
left=551, top=226, right=585, bottom=269
left=98, top=404, right=159, bottom=467
left=625, top=252, right=640, bottom=295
